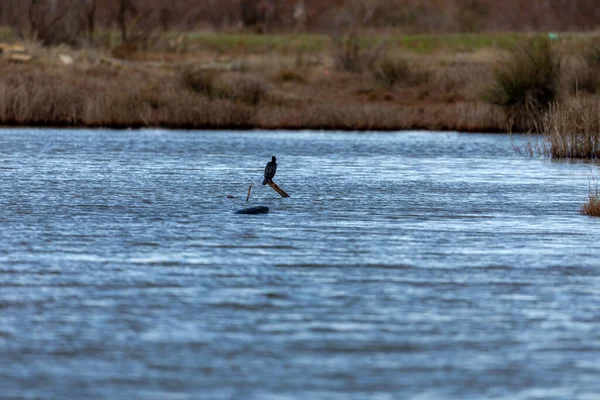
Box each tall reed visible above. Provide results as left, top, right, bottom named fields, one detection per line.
left=581, top=172, right=600, bottom=217
left=542, top=97, right=600, bottom=159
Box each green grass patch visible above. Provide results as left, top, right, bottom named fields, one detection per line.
left=183, top=32, right=562, bottom=54
left=0, top=24, right=589, bottom=56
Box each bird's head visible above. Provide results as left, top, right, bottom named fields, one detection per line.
left=272, top=156, right=276, bottom=162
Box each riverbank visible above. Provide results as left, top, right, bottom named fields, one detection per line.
left=0, top=32, right=595, bottom=132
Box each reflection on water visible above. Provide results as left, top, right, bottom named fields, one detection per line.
left=1, top=129, right=599, bottom=399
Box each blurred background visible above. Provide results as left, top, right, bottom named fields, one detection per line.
left=1, top=0, right=599, bottom=46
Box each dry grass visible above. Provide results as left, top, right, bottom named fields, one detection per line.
left=0, top=40, right=525, bottom=133
left=180, top=67, right=218, bottom=97
left=330, top=30, right=386, bottom=73
left=256, top=101, right=503, bottom=132
left=542, top=97, right=600, bottom=159
left=180, top=67, right=269, bottom=105
left=581, top=174, right=600, bottom=217
left=0, top=63, right=255, bottom=129
left=565, top=40, right=600, bottom=95
left=276, top=69, right=308, bottom=84
left=370, top=55, right=430, bottom=88
left=215, top=73, right=270, bottom=105
left=581, top=192, right=600, bottom=216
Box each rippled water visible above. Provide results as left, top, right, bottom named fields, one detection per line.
left=1, top=129, right=600, bottom=400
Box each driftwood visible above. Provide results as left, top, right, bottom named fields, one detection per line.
left=268, top=181, right=290, bottom=198
left=246, top=183, right=253, bottom=202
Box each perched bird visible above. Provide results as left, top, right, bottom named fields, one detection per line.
left=262, top=156, right=277, bottom=185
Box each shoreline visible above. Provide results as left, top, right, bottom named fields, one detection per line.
left=0, top=121, right=509, bottom=134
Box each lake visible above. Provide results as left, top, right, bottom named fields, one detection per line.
left=1, top=129, right=599, bottom=400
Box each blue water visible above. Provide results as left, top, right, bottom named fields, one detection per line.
left=1, top=129, right=599, bottom=400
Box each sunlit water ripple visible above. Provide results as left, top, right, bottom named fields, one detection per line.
left=1, top=129, right=599, bottom=400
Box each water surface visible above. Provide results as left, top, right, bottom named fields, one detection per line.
left=1, top=129, right=599, bottom=400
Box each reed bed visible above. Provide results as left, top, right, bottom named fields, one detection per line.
left=542, top=97, right=600, bottom=159
left=581, top=192, right=600, bottom=217
left=581, top=173, right=600, bottom=217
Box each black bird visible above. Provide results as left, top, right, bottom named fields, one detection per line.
left=262, top=156, right=277, bottom=185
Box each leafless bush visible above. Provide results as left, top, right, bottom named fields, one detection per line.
left=277, top=69, right=308, bottom=84
left=181, top=68, right=269, bottom=105
left=370, top=55, right=430, bottom=87
left=216, top=74, right=270, bottom=105
left=180, top=67, right=218, bottom=98
left=484, top=38, right=561, bottom=131
left=331, top=29, right=386, bottom=73
left=567, top=41, right=600, bottom=95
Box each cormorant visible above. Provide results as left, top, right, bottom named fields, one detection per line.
left=262, top=156, right=277, bottom=185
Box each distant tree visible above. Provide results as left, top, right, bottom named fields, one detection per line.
left=117, top=0, right=137, bottom=42
left=241, top=0, right=277, bottom=33
left=85, top=0, right=97, bottom=41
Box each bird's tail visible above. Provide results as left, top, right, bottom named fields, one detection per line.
left=262, top=178, right=269, bottom=185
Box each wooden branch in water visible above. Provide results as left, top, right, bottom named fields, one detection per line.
left=268, top=181, right=290, bottom=198
left=246, top=183, right=253, bottom=202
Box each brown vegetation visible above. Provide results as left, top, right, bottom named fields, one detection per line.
left=0, top=62, right=255, bottom=129
left=581, top=174, right=600, bottom=217
left=542, top=97, right=600, bottom=159
left=371, top=55, right=430, bottom=88
left=485, top=38, right=561, bottom=132
left=581, top=194, right=600, bottom=217
left=0, top=42, right=509, bottom=132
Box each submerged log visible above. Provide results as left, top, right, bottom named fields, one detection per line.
left=268, top=180, right=290, bottom=198
left=236, top=206, right=269, bottom=215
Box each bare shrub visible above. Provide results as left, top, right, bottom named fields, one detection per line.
left=567, top=41, right=600, bottom=95
left=330, top=28, right=386, bottom=73
left=180, top=67, right=218, bottom=98
left=484, top=37, right=561, bottom=131
left=277, top=69, right=308, bottom=84
left=180, top=68, right=268, bottom=105
left=371, top=55, right=430, bottom=88
left=331, top=29, right=362, bottom=72
left=214, top=74, right=270, bottom=105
